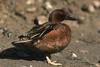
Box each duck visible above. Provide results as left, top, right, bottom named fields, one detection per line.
left=13, top=9, right=78, bottom=66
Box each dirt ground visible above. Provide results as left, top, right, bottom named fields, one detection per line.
left=0, top=0, right=100, bottom=67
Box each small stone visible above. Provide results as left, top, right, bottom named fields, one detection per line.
left=81, top=4, right=96, bottom=13
left=7, top=32, right=12, bottom=37
left=4, top=28, right=8, bottom=31
left=29, top=65, right=33, bottom=67
left=95, top=63, right=100, bottom=67
left=38, top=15, right=47, bottom=24
left=1, top=28, right=12, bottom=38
left=0, top=28, right=4, bottom=33
left=5, top=31, right=12, bottom=37
left=93, top=0, right=100, bottom=8
left=80, top=33, right=84, bottom=37
left=77, top=16, right=85, bottom=24
left=75, top=40, right=80, bottom=43
left=26, top=7, right=37, bottom=13
left=87, top=5, right=95, bottom=12
left=45, top=1, right=53, bottom=10
left=15, top=11, right=26, bottom=20
left=21, top=66, right=27, bottom=67
left=72, top=53, right=77, bottom=58
left=26, top=0, right=34, bottom=5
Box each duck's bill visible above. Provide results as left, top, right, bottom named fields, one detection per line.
left=65, top=14, right=79, bottom=21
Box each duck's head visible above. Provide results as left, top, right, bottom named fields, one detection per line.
left=48, top=9, right=78, bottom=23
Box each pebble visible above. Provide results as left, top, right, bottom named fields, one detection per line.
left=15, top=11, right=26, bottom=20
left=95, top=63, right=100, bottom=67
left=6, top=32, right=12, bottom=37
left=21, top=66, right=27, bottom=67
left=26, top=0, right=35, bottom=5
left=0, top=28, right=4, bottom=34
left=88, top=5, right=95, bottom=12
left=45, top=1, right=53, bottom=10
left=93, top=0, right=100, bottom=8
left=26, top=7, right=37, bottom=13
left=75, top=40, right=80, bottom=43
left=0, top=14, right=8, bottom=24
left=38, top=15, right=47, bottom=24
left=29, top=65, right=33, bottom=67
left=81, top=4, right=96, bottom=13
left=68, top=52, right=79, bottom=60
left=26, top=0, right=36, bottom=13
left=80, top=33, right=84, bottom=37
left=3, top=28, right=12, bottom=38
left=71, top=53, right=78, bottom=58
left=21, top=65, right=32, bottom=67
left=0, top=27, right=12, bottom=38
left=77, top=16, right=85, bottom=24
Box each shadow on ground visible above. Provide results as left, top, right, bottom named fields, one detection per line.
left=0, top=43, right=46, bottom=61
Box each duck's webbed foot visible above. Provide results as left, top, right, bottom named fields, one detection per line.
left=46, top=56, right=62, bottom=66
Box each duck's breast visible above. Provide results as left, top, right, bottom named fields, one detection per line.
left=35, top=24, right=71, bottom=54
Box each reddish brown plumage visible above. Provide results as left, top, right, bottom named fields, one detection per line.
left=35, top=23, right=71, bottom=54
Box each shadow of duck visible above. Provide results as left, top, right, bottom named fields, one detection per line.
left=0, top=42, right=46, bottom=61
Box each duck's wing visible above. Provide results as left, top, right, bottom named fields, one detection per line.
left=13, top=23, right=56, bottom=44
left=29, top=23, right=56, bottom=40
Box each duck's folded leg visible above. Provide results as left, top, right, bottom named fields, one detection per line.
left=46, top=56, right=62, bottom=66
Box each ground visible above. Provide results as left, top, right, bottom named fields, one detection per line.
left=0, top=0, right=100, bottom=67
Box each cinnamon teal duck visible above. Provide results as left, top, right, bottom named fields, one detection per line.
left=13, top=9, right=78, bottom=66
